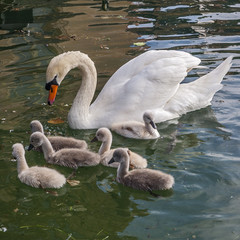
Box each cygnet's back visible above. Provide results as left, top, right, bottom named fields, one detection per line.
left=109, top=148, right=174, bottom=192
left=50, top=148, right=101, bottom=169
left=12, top=143, right=66, bottom=189
left=30, top=120, right=88, bottom=151
left=29, top=132, right=101, bottom=169
left=111, top=112, right=160, bottom=139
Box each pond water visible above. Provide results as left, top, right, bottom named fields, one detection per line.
left=0, top=0, right=240, bottom=239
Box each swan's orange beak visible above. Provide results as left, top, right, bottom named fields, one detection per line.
left=48, top=85, right=58, bottom=105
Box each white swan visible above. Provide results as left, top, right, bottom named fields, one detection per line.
left=12, top=143, right=66, bottom=189
left=111, top=112, right=160, bottom=139
left=108, top=148, right=174, bottom=193
left=91, top=127, right=147, bottom=168
left=45, top=50, right=232, bottom=129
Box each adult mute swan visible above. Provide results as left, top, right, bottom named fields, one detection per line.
left=45, top=50, right=232, bottom=129
left=12, top=143, right=66, bottom=189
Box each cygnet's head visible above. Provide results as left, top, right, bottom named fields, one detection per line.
left=30, top=120, right=44, bottom=133
left=143, top=112, right=156, bottom=129
left=28, top=132, right=44, bottom=150
left=12, top=143, right=25, bottom=159
left=92, top=127, right=112, bottom=142
left=108, top=148, right=129, bottom=165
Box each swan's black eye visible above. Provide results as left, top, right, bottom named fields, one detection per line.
left=45, top=75, right=58, bottom=90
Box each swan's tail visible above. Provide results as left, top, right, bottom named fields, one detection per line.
left=193, top=56, right=233, bottom=86
left=159, top=56, right=233, bottom=120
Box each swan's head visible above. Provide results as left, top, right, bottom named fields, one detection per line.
left=45, top=51, right=93, bottom=106
left=12, top=143, right=25, bottom=159
left=28, top=132, right=44, bottom=150
left=45, top=52, right=79, bottom=105
left=45, top=55, right=68, bottom=105
left=92, top=127, right=112, bottom=143
left=108, top=148, right=130, bottom=165
left=143, top=112, right=157, bottom=129
left=30, top=120, right=44, bottom=134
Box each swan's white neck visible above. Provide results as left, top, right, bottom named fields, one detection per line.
left=41, top=135, right=55, bottom=161
left=99, top=134, right=112, bottom=155
left=17, top=153, right=29, bottom=174
left=65, top=52, right=97, bottom=129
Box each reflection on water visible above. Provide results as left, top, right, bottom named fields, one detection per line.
left=0, top=0, right=240, bottom=239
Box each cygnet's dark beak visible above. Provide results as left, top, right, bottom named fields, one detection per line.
left=150, top=120, right=157, bottom=129
left=108, top=157, right=115, bottom=165
left=90, top=136, right=98, bottom=143
left=28, top=144, right=34, bottom=151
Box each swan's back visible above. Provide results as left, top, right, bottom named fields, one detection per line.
left=128, top=151, right=147, bottom=169
left=122, top=168, right=174, bottom=191
left=19, top=166, right=66, bottom=189
left=90, top=50, right=201, bottom=125
left=51, top=148, right=101, bottom=169
left=48, top=136, right=88, bottom=151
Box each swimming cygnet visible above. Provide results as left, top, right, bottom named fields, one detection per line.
left=12, top=143, right=66, bottom=189
left=109, top=148, right=174, bottom=193
left=91, top=127, right=147, bottom=168
left=111, top=112, right=160, bottom=139
left=30, top=120, right=88, bottom=151
left=28, top=132, right=101, bottom=169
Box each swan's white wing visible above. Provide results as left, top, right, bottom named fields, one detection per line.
left=152, top=56, right=233, bottom=123
left=90, top=50, right=200, bottom=124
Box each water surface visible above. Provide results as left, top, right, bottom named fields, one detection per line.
left=0, top=0, right=240, bottom=239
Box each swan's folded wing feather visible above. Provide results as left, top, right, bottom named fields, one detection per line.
left=152, top=56, right=233, bottom=123
left=90, top=52, right=200, bottom=123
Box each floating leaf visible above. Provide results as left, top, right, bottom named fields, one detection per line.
left=13, top=208, right=19, bottom=213
left=133, top=42, right=146, bottom=46
left=69, top=205, right=87, bottom=212
left=67, top=179, right=80, bottom=186
left=47, top=118, right=64, bottom=124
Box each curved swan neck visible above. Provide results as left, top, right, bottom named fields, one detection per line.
left=117, top=156, right=130, bottom=180
left=99, top=134, right=112, bottom=155
left=145, top=122, right=154, bottom=134
left=41, top=135, right=55, bottom=160
left=67, top=52, right=97, bottom=128
left=17, top=153, right=29, bottom=174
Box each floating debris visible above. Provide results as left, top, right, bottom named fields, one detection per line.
left=47, top=118, right=64, bottom=124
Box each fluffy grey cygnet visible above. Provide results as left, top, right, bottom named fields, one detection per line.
left=111, top=112, right=160, bottom=139
left=28, top=132, right=100, bottom=169
left=12, top=143, right=66, bottom=189
left=30, top=120, right=88, bottom=151
left=92, top=127, right=147, bottom=168
left=109, top=148, right=174, bottom=193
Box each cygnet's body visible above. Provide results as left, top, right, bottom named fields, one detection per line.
left=29, top=132, right=100, bottom=169
left=111, top=112, right=160, bottom=139
left=109, top=148, right=174, bottom=192
left=30, top=120, right=88, bottom=151
left=92, top=128, right=147, bottom=168
left=12, top=143, right=66, bottom=189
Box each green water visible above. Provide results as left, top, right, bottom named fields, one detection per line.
left=0, top=0, right=240, bottom=239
